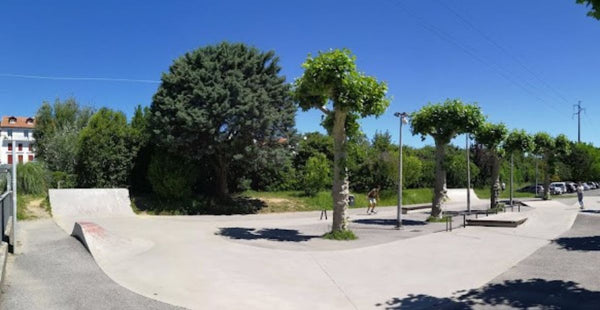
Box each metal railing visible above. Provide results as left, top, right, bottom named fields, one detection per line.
left=0, top=191, right=14, bottom=253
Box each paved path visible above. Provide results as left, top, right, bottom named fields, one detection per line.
left=57, top=198, right=578, bottom=309
left=0, top=219, right=182, bottom=310
left=376, top=197, right=600, bottom=309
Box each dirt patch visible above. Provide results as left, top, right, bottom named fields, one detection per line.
left=24, top=198, right=50, bottom=220
left=257, top=197, right=307, bottom=213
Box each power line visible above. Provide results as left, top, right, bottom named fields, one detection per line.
left=434, top=0, right=572, bottom=105
left=0, top=73, right=160, bottom=84
left=387, top=0, right=563, bottom=113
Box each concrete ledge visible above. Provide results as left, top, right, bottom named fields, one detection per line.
left=466, top=217, right=528, bottom=228
left=0, top=241, right=7, bottom=287
left=401, top=204, right=430, bottom=214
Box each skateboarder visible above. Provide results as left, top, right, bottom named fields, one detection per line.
left=577, top=182, right=585, bottom=210
left=366, top=186, right=380, bottom=214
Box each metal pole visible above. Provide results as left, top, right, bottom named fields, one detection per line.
left=535, top=157, right=538, bottom=197
left=11, top=139, right=17, bottom=246
left=510, top=153, right=514, bottom=207
left=466, top=134, right=471, bottom=214
left=395, top=113, right=406, bottom=229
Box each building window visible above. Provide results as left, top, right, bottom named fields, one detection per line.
left=7, top=155, right=12, bottom=164
left=8, top=143, right=12, bottom=151
left=18, top=155, right=23, bottom=163
left=26, top=118, right=34, bottom=125
left=25, top=131, right=29, bottom=138
left=18, top=144, right=23, bottom=151
left=29, top=144, right=33, bottom=152
left=28, top=155, right=34, bottom=162
left=8, top=117, right=16, bottom=124
left=7, top=130, right=12, bottom=137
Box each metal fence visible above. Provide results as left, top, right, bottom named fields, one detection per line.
left=0, top=190, right=13, bottom=253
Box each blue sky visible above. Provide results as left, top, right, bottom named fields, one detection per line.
left=1, top=0, right=599, bottom=147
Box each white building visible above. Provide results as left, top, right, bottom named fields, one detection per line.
left=0, top=116, right=36, bottom=165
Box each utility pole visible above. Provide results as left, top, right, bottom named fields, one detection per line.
left=573, top=101, right=584, bottom=143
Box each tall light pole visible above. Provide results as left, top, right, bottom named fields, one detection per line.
left=466, top=134, right=471, bottom=214
left=394, top=112, right=408, bottom=229
left=11, top=138, right=17, bottom=249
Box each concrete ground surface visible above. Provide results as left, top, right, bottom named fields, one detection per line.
left=42, top=189, right=586, bottom=310
left=0, top=219, right=182, bottom=310
left=2, top=190, right=598, bottom=309
left=376, top=196, right=600, bottom=309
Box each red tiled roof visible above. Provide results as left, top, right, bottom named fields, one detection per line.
left=1, top=116, right=35, bottom=129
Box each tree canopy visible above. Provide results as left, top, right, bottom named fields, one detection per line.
left=577, top=0, right=600, bottom=19
left=150, top=42, right=296, bottom=198
left=411, top=99, right=484, bottom=144
left=293, top=48, right=389, bottom=233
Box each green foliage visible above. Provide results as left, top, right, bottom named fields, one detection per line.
left=474, top=122, right=508, bottom=155
left=293, top=49, right=390, bottom=130
left=49, top=171, right=77, bottom=188
left=446, top=152, right=480, bottom=188
left=76, top=108, right=139, bottom=188
left=567, top=143, right=600, bottom=181
left=504, top=129, right=533, bottom=155
left=129, top=105, right=153, bottom=193
left=17, top=162, right=47, bottom=195
left=411, top=99, right=485, bottom=144
left=302, top=153, right=331, bottom=196
left=34, top=98, right=93, bottom=174
left=150, top=42, right=295, bottom=198
left=402, top=154, right=423, bottom=188
left=577, top=0, right=600, bottom=19
left=147, top=152, right=198, bottom=200
left=323, top=230, right=357, bottom=240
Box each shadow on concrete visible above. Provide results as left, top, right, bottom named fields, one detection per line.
left=553, top=235, right=600, bottom=251
left=581, top=210, right=600, bottom=215
left=352, top=219, right=426, bottom=226
left=376, top=279, right=600, bottom=309
left=216, top=227, right=319, bottom=242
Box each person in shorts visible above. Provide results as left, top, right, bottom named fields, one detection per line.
left=367, top=186, right=380, bottom=214
left=577, top=182, right=585, bottom=210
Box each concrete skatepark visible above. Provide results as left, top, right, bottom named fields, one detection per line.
left=3, top=188, right=600, bottom=309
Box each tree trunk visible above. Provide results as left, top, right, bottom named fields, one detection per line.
left=432, top=140, right=447, bottom=218
left=490, top=155, right=501, bottom=208
left=331, top=109, right=349, bottom=232
left=543, top=160, right=552, bottom=200
left=215, top=156, right=229, bottom=199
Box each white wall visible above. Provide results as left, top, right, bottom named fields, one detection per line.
left=0, top=128, right=35, bottom=164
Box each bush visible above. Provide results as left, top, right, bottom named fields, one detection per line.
left=50, top=171, right=77, bottom=188
left=147, top=152, right=198, bottom=200
left=323, top=230, right=357, bottom=240
left=302, top=153, right=330, bottom=196
left=17, top=162, right=47, bottom=195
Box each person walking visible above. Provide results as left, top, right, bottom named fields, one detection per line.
left=366, top=185, right=380, bottom=214
left=577, top=182, right=585, bottom=210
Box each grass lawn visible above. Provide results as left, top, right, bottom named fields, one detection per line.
left=244, top=188, right=433, bottom=213
left=474, top=186, right=537, bottom=199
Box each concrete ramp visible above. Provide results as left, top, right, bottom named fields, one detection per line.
left=72, top=221, right=153, bottom=264
left=445, top=188, right=483, bottom=203
left=49, top=188, right=134, bottom=233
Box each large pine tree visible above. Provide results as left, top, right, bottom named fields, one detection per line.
left=150, top=42, right=295, bottom=198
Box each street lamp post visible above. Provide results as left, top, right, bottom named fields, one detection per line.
left=394, top=112, right=408, bottom=229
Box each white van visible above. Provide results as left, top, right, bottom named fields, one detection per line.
left=550, top=182, right=567, bottom=195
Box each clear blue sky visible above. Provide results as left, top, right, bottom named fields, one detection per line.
left=1, top=0, right=599, bottom=147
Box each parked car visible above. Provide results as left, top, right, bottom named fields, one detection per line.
left=586, top=182, right=597, bottom=189
left=549, top=184, right=563, bottom=195
left=550, top=182, right=567, bottom=195
left=583, top=183, right=591, bottom=191
left=565, top=181, right=577, bottom=193
left=518, top=185, right=544, bottom=194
